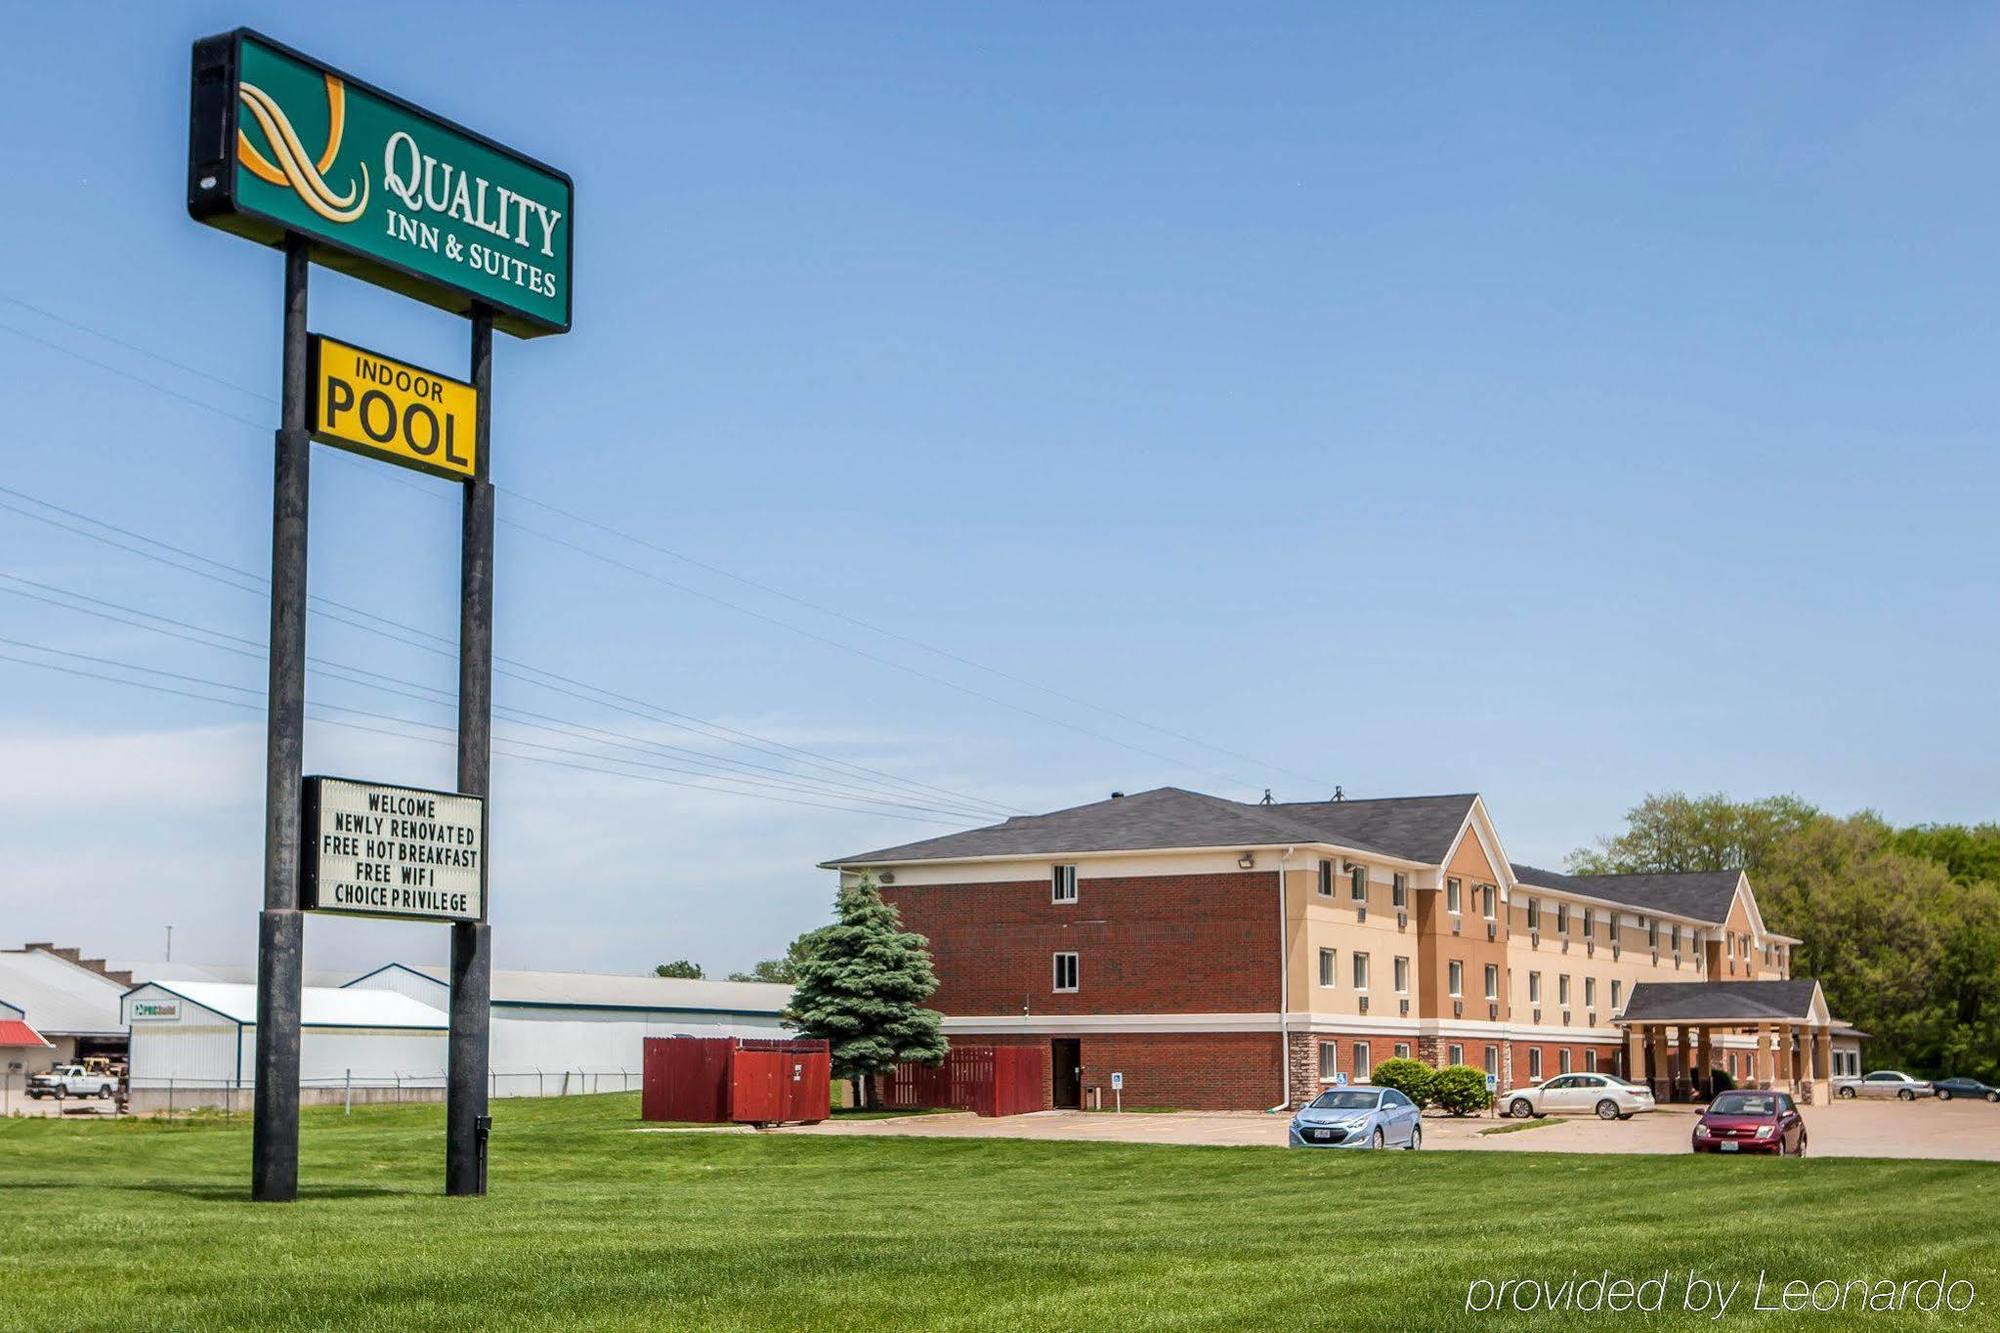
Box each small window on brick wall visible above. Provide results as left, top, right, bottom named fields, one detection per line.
left=1559, top=1048, right=1573, bottom=1075
left=1448, top=1043, right=1465, bottom=1066
left=1485, top=1045, right=1499, bottom=1076
left=1052, top=952, right=1078, bottom=992
left=1353, top=1042, right=1372, bottom=1081
left=1051, top=865, right=1078, bottom=903
left=1529, top=1048, right=1543, bottom=1080
left=1318, top=1042, right=1338, bottom=1081
left=1393, top=1042, right=1410, bottom=1060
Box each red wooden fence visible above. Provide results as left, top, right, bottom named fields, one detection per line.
left=642, top=1037, right=830, bottom=1124
left=877, top=1045, right=1043, bottom=1116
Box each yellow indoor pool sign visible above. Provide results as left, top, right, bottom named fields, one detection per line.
left=308, top=335, right=477, bottom=480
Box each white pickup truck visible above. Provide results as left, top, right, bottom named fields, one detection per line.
left=26, top=1064, right=117, bottom=1100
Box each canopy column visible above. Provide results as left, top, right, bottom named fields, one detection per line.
left=1675, top=1026, right=1695, bottom=1102
left=1755, top=1025, right=1775, bottom=1090
left=1696, top=1026, right=1715, bottom=1100
left=1648, top=1027, right=1671, bottom=1101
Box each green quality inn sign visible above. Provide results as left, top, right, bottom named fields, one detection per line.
left=188, top=30, right=572, bottom=337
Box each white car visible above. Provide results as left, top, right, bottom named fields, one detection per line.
left=1502, top=1073, right=1656, bottom=1121
left=1834, top=1070, right=1934, bottom=1101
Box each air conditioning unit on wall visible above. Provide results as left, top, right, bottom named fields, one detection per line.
left=1486, top=923, right=1497, bottom=942
left=1488, top=1002, right=1499, bottom=1021
left=1399, top=999, right=1410, bottom=1017
left=1397, top=911, right=1408, bottom=930
left=1356, top=906, right=1366, bottom=923
left=1358, top=996, right=1369, bottom=1014
left=1453, top=1000, right=1464, bottom=1018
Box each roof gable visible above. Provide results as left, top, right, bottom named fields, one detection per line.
left=1619, top=979, right=1825, bottom=1024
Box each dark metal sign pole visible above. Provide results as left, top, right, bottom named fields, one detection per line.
left=252, top=236, right=311, bottom=1203
left=446, top=307, right=495, bottom=1196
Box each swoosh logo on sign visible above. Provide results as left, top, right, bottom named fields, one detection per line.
left=238, top=74, right=370, bottom=224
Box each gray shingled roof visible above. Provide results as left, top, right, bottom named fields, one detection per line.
left=1618, top=979, right=1822, bottom=1023
left=1510, top=862, right=1744, bottom=926
left=1269, top=795, right=1479, bottom=865
left=824, top=787, right=1476, bottom=867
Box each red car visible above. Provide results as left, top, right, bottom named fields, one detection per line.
left=1693, top=1089, right=1807, bottom=1156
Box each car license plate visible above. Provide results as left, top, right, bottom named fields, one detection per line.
left=1312, top=1129, right=1331, bottom=1141
left=1719, top=1141, right=1739, bottom=1151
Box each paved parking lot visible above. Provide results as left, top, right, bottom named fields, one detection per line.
left=780, top=1097, right=2000, bottom=1160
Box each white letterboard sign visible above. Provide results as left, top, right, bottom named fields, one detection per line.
left=302, top=776, right=485, bottom=923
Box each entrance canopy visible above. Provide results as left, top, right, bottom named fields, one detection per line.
left=1614, top=979, right=1837, bottom=1101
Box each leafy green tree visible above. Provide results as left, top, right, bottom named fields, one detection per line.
left=653, top=959, right=704, bottom=979
left=726, top=928, right=827, bottom=984
left=1566, top=791, right=1819, bottom=875
left=785, top=878, right=946, bottom=1105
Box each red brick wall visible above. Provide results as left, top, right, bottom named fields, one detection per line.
left=951, top=1031, right=1282, bottom=1111
left=882, top=871, right=1279, bottom=1016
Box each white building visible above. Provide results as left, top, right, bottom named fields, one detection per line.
left=121, top=981, right=448, bottom=1111
left=343, top=965, right=791, bottom=1097
left=0, top=946, right=129, bottom=1071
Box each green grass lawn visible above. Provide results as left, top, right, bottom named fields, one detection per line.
left=2, top=1095, right=1996, bottom=1330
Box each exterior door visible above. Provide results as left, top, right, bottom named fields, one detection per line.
left=1051, top=1039, right=1082, bottom=1109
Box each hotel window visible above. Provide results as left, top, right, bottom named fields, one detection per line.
left=1350, top=864, right=1368, bottom=902
left=1526, top=897, right=1540, bottom=930
left=1393, top=956, right=1410, bottom=994
left=1482, top=885, right=1497, bottom=920
left=1584, top=977, right=1597, bottom=1008
left=1392, top=872, right=1408, bottom=909
left=1484, top=964, right=1499, bottom=1000
left=1611, top=979, right=1622, bottom=1010
left=1485, top=1045, right=1499, bottom=1076
left=1448, top=960, right=1464, bottom=997
left=1394, top=1042, right=1410, bottom=1060
left=1528, top=971, right=1542, bottom=1003
left=1352, top=952, right=1370, bottom=990
left=1448, top=1043, right=1465, bottom=1066
left=1446, top=878, right=1462, bottom=913
left=1559, top=1049, right=1573, bottom=1075
left=1052, top=952, right=1078, bottom=992
left=1353, top=1043, right=1372, bottom=1082
left=1646, top=917, right=1659, bottom=949
left=1557, top=903, right=1571, bottom=933
left=1529, top=1048, right=1543, bottom=1080
left=1051, top=865, right=1078, bottom=903
left=1586, top=1049, right=1598, bottom=1073
left=1671, top=924, right=1682, bottom=951
left=1582, top=908, right=1595, bottom=939
left=1317, top=859, right=1333, bottom=897
left=1318, top=948, right=1336, bottom=988
left=1558, top=974, right=1571, bottom=1006
left=1318, top=1042, right=1338, bottom=1081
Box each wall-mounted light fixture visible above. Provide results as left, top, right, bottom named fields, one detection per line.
left=1237, top=852, right=1256, bottom=869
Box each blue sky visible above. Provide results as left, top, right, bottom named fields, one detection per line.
left=3, top=4, right=1997, bottom=978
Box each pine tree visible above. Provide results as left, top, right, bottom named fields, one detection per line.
left=785, top=877, right=946, bottom=1104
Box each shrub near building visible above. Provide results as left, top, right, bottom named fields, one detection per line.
left=1369, top=1057, right=1437, bottom=1107
left=1432, top=1065, right=1495, bottom=1116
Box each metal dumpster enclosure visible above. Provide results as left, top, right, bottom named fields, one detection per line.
left=642, top=1036, right=829, bottom=1123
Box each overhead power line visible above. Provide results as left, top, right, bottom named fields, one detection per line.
left=0, top=294, right=1329, bottom=793
left=0, top=635, right=963, bottom=826
left=0, top=572, right=1004, bottom=821
left=0, top=486, right=1017, bottom=821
